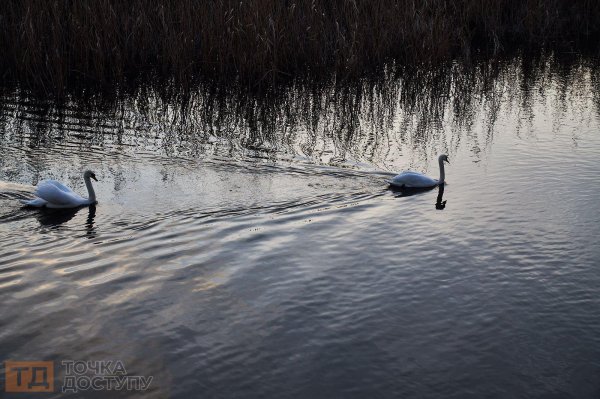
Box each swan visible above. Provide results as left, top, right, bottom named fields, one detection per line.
left=21, top=170, right=98, bottom=208
left=388, top=154, right=449, bottom=188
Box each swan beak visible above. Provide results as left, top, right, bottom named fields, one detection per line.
left=91, top=174, right=98, bottom=181
left=445, top=159, right=450, bottom=164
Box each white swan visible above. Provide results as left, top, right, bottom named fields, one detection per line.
left=21, top=170, right=98, bottom=208
left=388, top=154, right=449, bottom=188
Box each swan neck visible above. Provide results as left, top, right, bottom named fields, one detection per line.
left=439, top=158, right=445, bottom=183
left=84, top=176, right=96, bottom=203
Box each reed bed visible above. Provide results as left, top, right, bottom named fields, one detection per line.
left=1, top=0, right=599, bottom=95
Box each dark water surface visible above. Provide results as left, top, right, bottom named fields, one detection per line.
left=1, top=57, right=600, bottom=398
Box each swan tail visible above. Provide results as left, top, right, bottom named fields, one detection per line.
left=21, top=198, right=48, bottom=207
left=386, top=179, right=406, bottom=188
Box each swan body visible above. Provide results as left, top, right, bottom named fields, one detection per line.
left=388, top=154, right=449, bottom=188
left=21, top=170, right=98, bottom=208
left=389, top=171, right=439, bottom=188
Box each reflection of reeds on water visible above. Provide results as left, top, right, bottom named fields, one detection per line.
left=1, top=53, right=599, bottom=174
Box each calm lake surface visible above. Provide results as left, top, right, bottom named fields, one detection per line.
left=1, top=56, right=600, bottom=398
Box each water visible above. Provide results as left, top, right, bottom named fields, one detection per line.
left=1, top=56, right=600, bottom=398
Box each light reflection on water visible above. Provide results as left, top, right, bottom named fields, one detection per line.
left=1, top=55, right=600, bottom=398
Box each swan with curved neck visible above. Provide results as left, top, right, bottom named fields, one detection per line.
left=388, top=154, right=449, bottom=188
left=21, top=170, right=98, bottom=208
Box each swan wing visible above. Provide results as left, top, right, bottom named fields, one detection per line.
left=43, top=179, right=75, bottom=193
left=388, top=171, right=438, bottom=188
left=35, top=181, right=83, bottom=206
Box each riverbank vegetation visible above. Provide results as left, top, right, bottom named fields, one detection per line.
left=1, top=0, right=599, bottom=95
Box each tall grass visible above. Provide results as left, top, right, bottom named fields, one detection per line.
left=1, top=0, right=599, bottom=95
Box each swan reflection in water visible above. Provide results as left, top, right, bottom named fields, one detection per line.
left=389, top=183, right=447, bottom=210
left=435, top=184, right=447, bottom=210
left=36, top=205, right=97, bottom=237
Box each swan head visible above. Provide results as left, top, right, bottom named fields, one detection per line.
left=84, top=170, right=98, bottom=181
left=438, top=154, right=450, bottom=164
